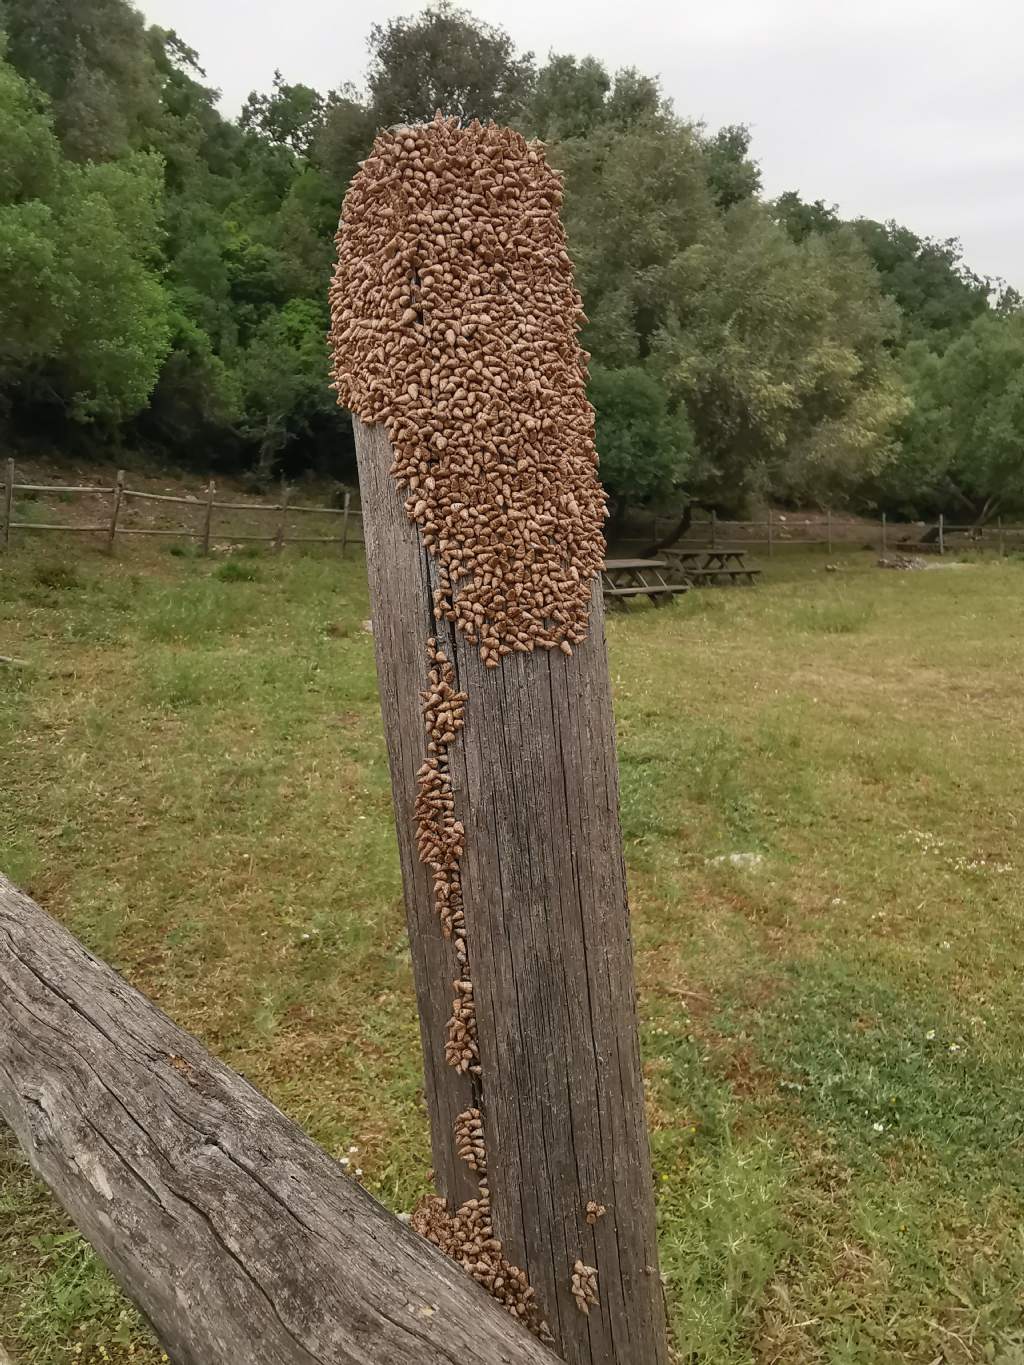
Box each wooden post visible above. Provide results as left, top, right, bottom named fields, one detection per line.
left=826, top=507, right=833, bottom=555
left=2, top=458, right=13, bottom=551
left=354, top=418, right=667, bottom=1365
left=767, top=507, right=774, bottom=557
left=710, top=508, right=717, bottom=551
left=275, top=478, right=289, bottom=553
left=106, top=469, right=125, bottom=554
left=939, top=513, right=945, bottom=556
left=202, top=480, right=216, bottom=554
left=0, top=875, right=559, bottom=1365
left=881, top=512, right=888, bottom=556
left=341, top=490, right=352, bottom=556
left=998, top=516, right=1005, bottom=557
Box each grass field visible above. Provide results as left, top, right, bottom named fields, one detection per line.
left=2, top=537, right=1023, bottom=1365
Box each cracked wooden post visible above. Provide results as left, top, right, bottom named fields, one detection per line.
left=335, top=120, right=667, bottom=1365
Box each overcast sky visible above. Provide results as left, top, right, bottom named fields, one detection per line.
left=139, top=0, right=1023, bottom=288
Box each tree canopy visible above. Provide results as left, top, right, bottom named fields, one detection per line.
left=0, top=1, right=1019, bottom=513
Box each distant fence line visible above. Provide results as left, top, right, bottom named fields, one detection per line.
left=3, top=461, right=1022, bottom=561
left=1, top=460, right=364, bottom=556
left=638, top=507, right=1024, bottom=558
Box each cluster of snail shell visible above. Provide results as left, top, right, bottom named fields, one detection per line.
left=329, top=113, right=607, bottom=666
left=412, top=1108, right=550, bottom=1340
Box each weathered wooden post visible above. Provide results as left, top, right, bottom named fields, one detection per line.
left=275, top=477, right=290, bottom=553
left=330, top=119, right=667, bottom=1365
left=881, top=511, right=887, bottom=556
left=2, top=458, right=14, bottom=551
left=106, top=469, right=125, bottom=554
left=341, top=490, right=352, bottom=556
left=202, top=479, right=216, bottom=554
left=938, top=513, right=945, bottom=555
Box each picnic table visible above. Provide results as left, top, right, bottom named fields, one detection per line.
left=601, top=558, right=690, bottom=606
left=661, top=547, right=761, bottom=587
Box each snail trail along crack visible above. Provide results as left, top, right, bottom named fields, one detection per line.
left=330, top=115, right=609, bottom=1338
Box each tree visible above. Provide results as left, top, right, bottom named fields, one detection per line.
left=589, top=365, right=693, bottom=511
left=527, top=55, right=610, bottom=141
left=772, top=191, right=840, bottom=243
left=852, top=219, right=992, bottom=342
left=1, top=0, right=160, bottom=160
left=241, top=70, right=328, bottom=156
left=366, top=2, right=534, bottom=126
left=653, top=206, right=906, bottom=507
left=884, top=314, right=1024, bottom=519
left=234, top=297, right=344, bottom=482
left=0, top=46, right=170, bottom=422
left=700, top=124, right=761, bottom=210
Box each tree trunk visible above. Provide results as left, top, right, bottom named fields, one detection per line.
left=355, top=418, right=668, bottom=1365
left=643, top=502, right=694, bottom=557
left=0, top=874, right=560, bottom=1365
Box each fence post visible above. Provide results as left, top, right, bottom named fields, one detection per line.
left=767, top=506, right=774, bottom=557
left=881, top=512, right=887, bottom=556
left=998, top=516, right=1005, bottom=557
left=341, top=490, right=351, bottom=556
left=2, top=459, right=13, bottom=552
left=202, top=480, right=216, bottom=554
left=336, top=122, right=667, bottom=1362
left=353, top=419, right=666, bottom=1365
left=710, top=508, right=717, bottom=551
left=106, top=470, right=125, bottom=554
left=274, top=478, right=289, bottom=554
left=826, top=507, right=833, bottom=555
left=939, top=513, right=945, bottom=556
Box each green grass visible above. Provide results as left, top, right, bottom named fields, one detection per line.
left=2, top=543, right=1024, bottom=1363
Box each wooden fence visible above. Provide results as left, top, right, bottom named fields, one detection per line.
left=1, top=460, right=364, bottom=556
left=638, top=508, right=1024, bottom=558
left=5, top=462, right=1023, bottom=564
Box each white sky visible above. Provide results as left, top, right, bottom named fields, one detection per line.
left=139, top=0, right=1024, bottom=287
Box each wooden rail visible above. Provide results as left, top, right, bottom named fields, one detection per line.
left=0, top=463, right=363, bottom=556
left=0, top=874, right=559, bottom=1365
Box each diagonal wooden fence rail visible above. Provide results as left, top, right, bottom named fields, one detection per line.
left=0, top=874, right=560, bottom=1365
left=1, top=459, right=364, bottom=556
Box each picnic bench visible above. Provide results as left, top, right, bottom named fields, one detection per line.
left=601, top=558, right=690, bottom=606
left=662, top=547, right=761, bottom=587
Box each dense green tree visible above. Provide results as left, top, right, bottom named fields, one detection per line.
left=851, top=219, right=992, bottom=342
left=241, top=70, right=329, bottom=156
left=366, top=2, right=534, bottom=125
left=1, top=0, right=159, bottom=160
left=527, top=55, right=610, bottom=141
left=882, top=314, right=1024, bottom=518
left=775, top=193, right=992, bottom=343
left=699, top=124, right=761, bottom=210
left=772, top=191, right=840, bottom=243
left=589, top=364, right=694, bottom=509
left=0, top=47, right=170, bottom=422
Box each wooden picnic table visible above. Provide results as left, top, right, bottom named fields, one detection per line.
left=601, top=558, right=690, bottom=606
left=661, top=547, right=761, bottom=586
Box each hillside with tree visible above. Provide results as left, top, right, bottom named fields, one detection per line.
left=0, top=0, right=1020, bottom=521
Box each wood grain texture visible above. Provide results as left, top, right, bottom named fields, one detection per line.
left=0, top=875, right=560, bottom=1365
left=354, top=418, right=667, bottom=1365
